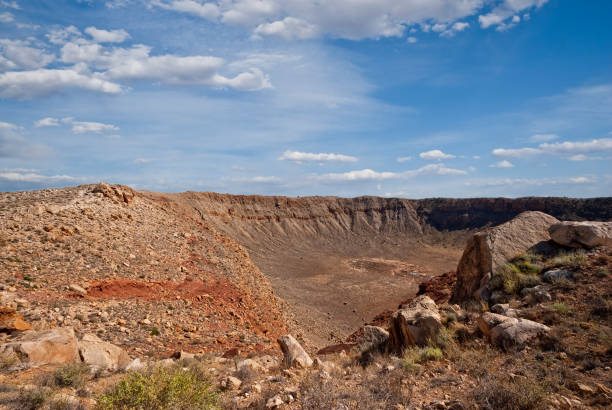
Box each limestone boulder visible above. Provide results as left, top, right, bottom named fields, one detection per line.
left=78, top=333, right=130, bottom=372
left=277, top=334, right=313, bottom=368
left=389, top=295, right=442, bottom=352
left=1, top=327, right=79, bottom=367
left=542, top=269, right=574, bottom=282
left=0, top=306, right=31, bottom=331
left=549, top=221, right=612, bottom=248
left=478, top=312, right=549, bottom=350
left=451, top=211, right=559, bottom=303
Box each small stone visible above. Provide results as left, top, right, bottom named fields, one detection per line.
left=221, top=376, right=242, bottom=391
left=266, top=395, right=284, bottom=408
left=69, top=284, right=87, bottom=295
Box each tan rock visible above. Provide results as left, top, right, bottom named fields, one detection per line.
left=549, top=221, right=612, bottom=248
left=277, top=334, right=313, bottom=368
left=389, top=295, right=441, bottom=351
left=452, top=211, right=559, bottom=303
left=478, top=312, right=549, bottom=349
left=1, top=327, right=79, bottom=367
left=78, top=333, right=130, bottom=372
left=0, top=306, right=31, bottom=331
left=92, top=182, right=135, bottom=205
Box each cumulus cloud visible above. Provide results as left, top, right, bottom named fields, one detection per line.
left=419, top=149, right=455, bottom=161
left=490, top=160, right=514, bottom=168
left=493, top=138, right=612, bottom=158
left=465, top=175, right=594, bottom=187
left=34, top=117, right=60, bottom=127
left=316, top=163, right=467, bottom=182
left=0, top=39, right=55, bottom=71
left=151, top=0, right=220, bottom=20
left=0, top=171, right=81, bottom=183
left=59, top=40, right=271, bottom=91
left=61, top=118, right=119, bottom=134
left=396, top=156, right=412, bottom=163
left=84, top=26, right=131, bottom=43
left=279, top=150, right=358, bottom=163
left=0, top=68, right=122, bottom=99
left=150, top=0, right=544, bottom=40
left=253, top=17, right=319, bottom=40
left=479, top=0, right=548, bottom=30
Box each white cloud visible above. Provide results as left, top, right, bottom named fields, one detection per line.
left=46, top=26, right=81, bottom=45
left=316, top=163, right=466, bottom=182
left=150, top=0, right=531, bottom=40
left=34, top=117, right=60, bottom=127
left=568, top=154, right=587, bottom=161
left=65, top=119, right=119, bottom=134
left=0, top=171, right=81, bottom=183
left=396, top=156, right=412, bottom=163
left=228, top=175, right=281, bottom=183
left=0, top=39, right=55, bottom=71
left=0, top=68, right=122, bottom=99
left=490, top=159, right=514, bottom=168
left=134, top=157, right=156, bottom=164
left=529, top=133, right=559, bottom=142
left=0, top=1, right=20, bottom=9
left=568, top=176, right=591, bottom=184
left=492, top=147, right=541, bottom=157
left=419, top=149, right=455, bottom=161
left=152, top=0, right=220, bottom=20
left=440, top=21, right=469, bottom=37
left=406, top=36, right=417, bottom=43
left=84, top=26, right=131, bottom=43
left=60, top=41, right=272, bottom=91
left=479, top=0, right=548, bottom=30
left=472, top=155, right=480, bottom=159
left=538, top=138, right=612, bottom=154
left=254, top=17, right=319, bottom=39
left=279, top=150, right=358, bottom=163
left=0, top=12, right=13, bottom=23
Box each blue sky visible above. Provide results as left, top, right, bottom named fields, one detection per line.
left=1, top=0, right=611, bottom=197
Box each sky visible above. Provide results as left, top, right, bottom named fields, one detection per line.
left=0, top=0, right=611, bottom=198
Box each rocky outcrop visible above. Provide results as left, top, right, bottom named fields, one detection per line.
left=549, top=221, right=612, bottom=248
left=92, top=182, right=135, bottom=205
left=78, top=333, right=131, bottom=372
left=478, top=312, right=550, bottom=350
left=357, top=325, right=389, bottom=354
left=389, top=295, right=442, bottom=352
left=1, top=327, right=79, bottom=367
left=277, top=334, right=313, bottom=368
left=0, top=306, right=31, bottom=331
left=451, top=211, right=559, bottom=303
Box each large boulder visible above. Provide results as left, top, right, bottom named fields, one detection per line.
left=78, top=333, right=131, bottom=372
left=277, top=334, right=313, bottom=368
left=389, top=295, right=442, bottom=352
left=478, top=312, right=549, bottom=350
left=0, top=306, right=31, bottom=331
left=549, top=221, right=612, bottom=248
left=451, top=211, right=559, bottom=303
left=357, top=325, right=389, bottom=354
left=1, top=327, right=79, bottom=367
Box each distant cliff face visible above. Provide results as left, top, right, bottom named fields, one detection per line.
left=166, top=193, right=612, bottom=240
left=412, top=197, right=612, bottom=231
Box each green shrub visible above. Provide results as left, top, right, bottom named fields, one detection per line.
left=401, top=346, right=443, bottom=371
left=97, top=365, right=218, bottom=410
left=552, top=302, right=572, bottom=316
left=490, top=264, right=541, bottom=295
left=52, top=363, right=89, bottom=388
left=510, top=253, right=543, bottom=275
left=17, top=387, right=51, bottom=410
left=549, top=250, right=588, bottom=269
left=150, top=327, right=160, bottom=336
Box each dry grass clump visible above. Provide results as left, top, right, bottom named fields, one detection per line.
left=0, top=350, right=18, bottom=372
left=489, top=263, right=541, bottom=295
left=473, top=374, right=548, bottom=410
left=298, top=364, right=411, bottom=410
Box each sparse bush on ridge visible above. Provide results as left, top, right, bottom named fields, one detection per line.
left=97, top=365, right=219, bottom=410
left=549, top=249, right=588, bottom=269
left=490, top=263, right=541, bottom=295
